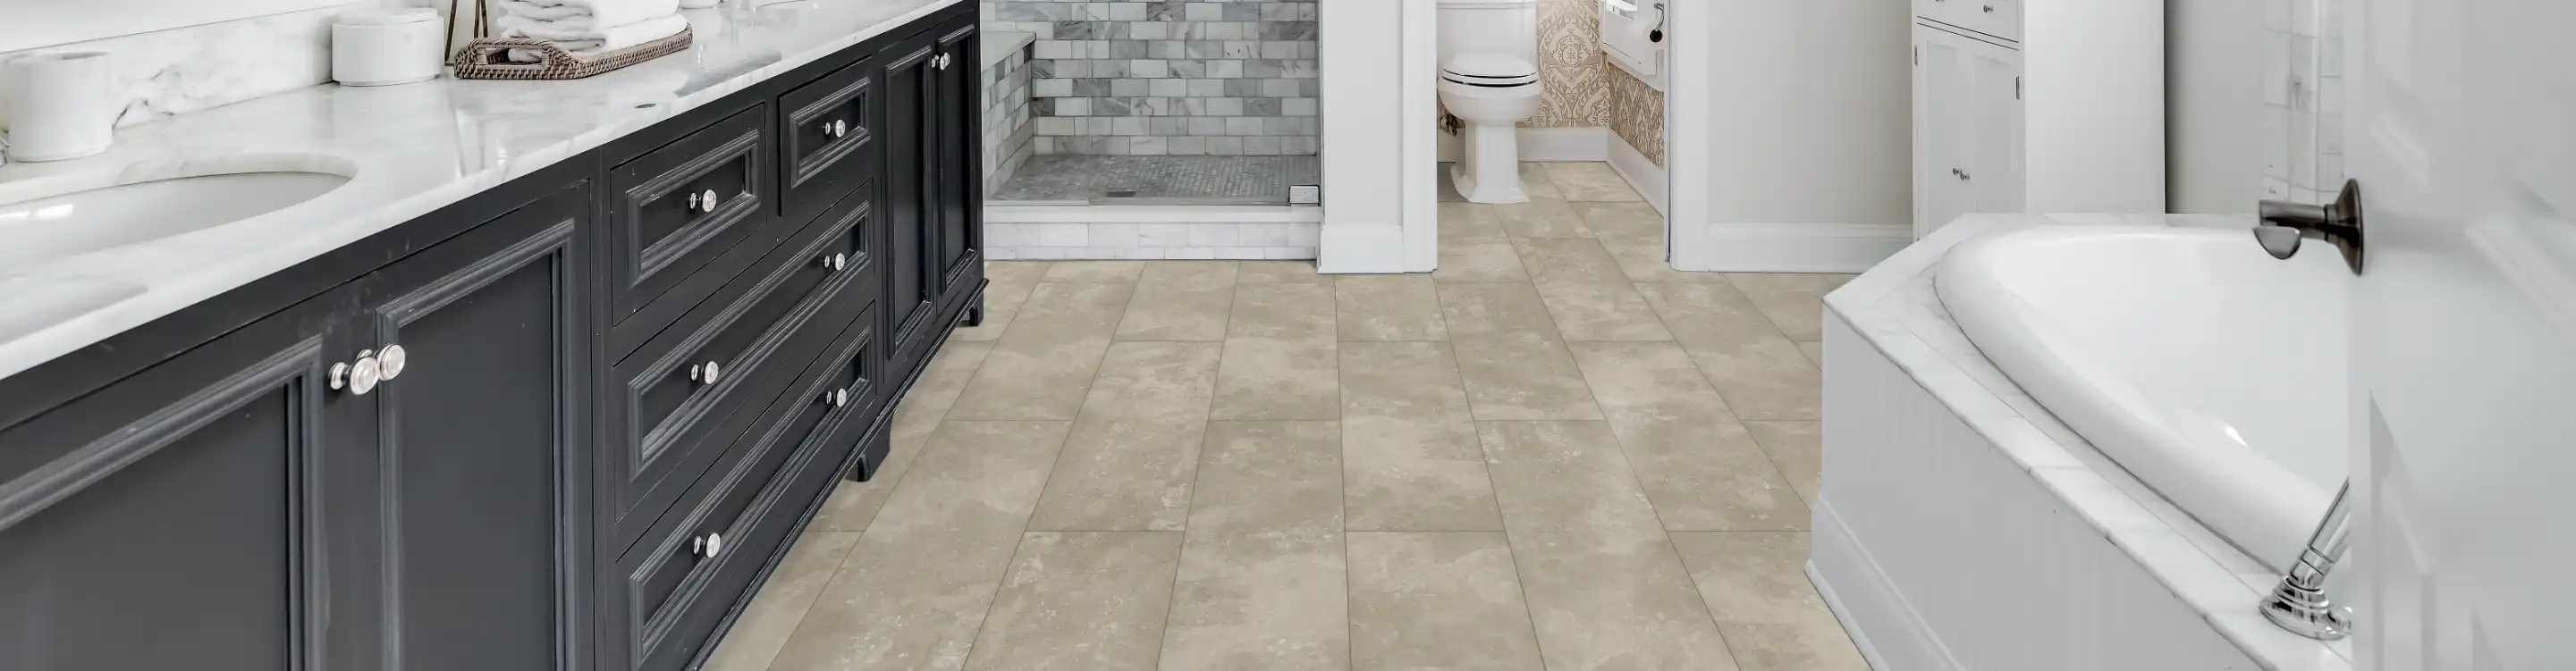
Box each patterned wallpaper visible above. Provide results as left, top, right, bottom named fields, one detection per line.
left=1607, top=66, right=1663, bottom=165
left=1526, top=0, right=1610, bottom=127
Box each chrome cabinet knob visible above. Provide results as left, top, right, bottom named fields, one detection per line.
left=821, top=252, right=849, bottom=272
left=687, top=189, right=721, bottom=213
left=825, top=119, right=849, bottom=138
left=825, top=388, right=849, bottom=407
left=377, top=344, right=407, bottom=381
left=334, top=349, right=384, bottom=395
left=692, top=533, right=724, bottom=558
left=689, top=360, right=722, bottom=385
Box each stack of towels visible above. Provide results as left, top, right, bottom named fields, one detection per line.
left=497, top=0, right=689, bottom=62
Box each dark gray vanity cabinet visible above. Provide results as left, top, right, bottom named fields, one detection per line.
left=0, top=5, right=979, bottom=670
left=0, top=180, right=594, bottom=671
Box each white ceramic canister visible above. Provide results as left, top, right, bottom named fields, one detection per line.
left=334, top=8, right=445, bottom=86
left=4, top=51, right=115, bottom=163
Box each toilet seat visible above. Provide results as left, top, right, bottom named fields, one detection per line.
left=1440, top=54, right=1538, bottom=88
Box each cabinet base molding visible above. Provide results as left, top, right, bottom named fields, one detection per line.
left=1671, top=222, right=1912, bottom=273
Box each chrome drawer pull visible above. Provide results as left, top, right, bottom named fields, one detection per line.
left=689, top=360, right=722, bottom=385
left=686, top=189, right=721, bottom=214
left=821, top=252, right=849, bottom=272
left=825, top=388, right=849, bottom=407
left=691, top=533, right=724, bottom=558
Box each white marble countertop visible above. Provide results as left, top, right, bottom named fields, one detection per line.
left=1826, top=212, right=2354, bottom=671
left=0, top=0, right=965, bottom=380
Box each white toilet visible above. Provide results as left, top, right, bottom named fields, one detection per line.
left=1438, top=0, right=1543, bottom=205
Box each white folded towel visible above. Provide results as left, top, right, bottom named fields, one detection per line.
left=494, top=0, right=680, bottom=32
left=501, top=13, right=689, bottom=62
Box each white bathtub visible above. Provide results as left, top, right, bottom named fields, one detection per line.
left=1936, top=225, right=2348, bottom=572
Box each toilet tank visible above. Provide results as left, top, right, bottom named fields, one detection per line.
left=1436, top=0, right=1540, bottom=68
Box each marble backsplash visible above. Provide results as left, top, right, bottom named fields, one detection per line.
left=0, top=2, right=374, bottom=132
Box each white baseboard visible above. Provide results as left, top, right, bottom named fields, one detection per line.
left=1676, top=222, right=1912, bottom=273
left=1435, top=126, right=1609, bottom=163
left=1316, top=222, right=1407, bottom=273
left=1607, top=134, right=1667, bottom=215
left=1810, top=496, right=1965, bottom=671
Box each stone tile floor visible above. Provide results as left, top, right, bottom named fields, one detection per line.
left=707, top=162, right=1870, bottom=670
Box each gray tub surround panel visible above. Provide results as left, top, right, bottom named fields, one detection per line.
left=0, top=0, right=968, bottom=379
left=983, top=0, right=1321, bottom=155
left=984, top=30, right=1040, bottom=193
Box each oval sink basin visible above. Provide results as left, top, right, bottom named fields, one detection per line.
left=0, top=153, right=356, bottom=270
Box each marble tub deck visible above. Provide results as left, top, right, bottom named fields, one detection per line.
left=704, top=163, right=1875, bottom=671
left=1825, top=212, right=2356, bottom=671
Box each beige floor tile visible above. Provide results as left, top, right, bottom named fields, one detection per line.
left=1436, top=282, right=1602, bottom=420
left=1236, top=260, right=1328, bottom=283
left=1544, top=162, right=1645, bottom=202
left=947, top=282, right=1136, bottom=420
left=1436, top=239, right=1531, bottom=283
left=1043, top=260, right=1146, bottom=282
left=1439, top=202, right=1508, bottom=242
left=702, top=531, right=864, bottom=671
left=964, top=532, right=1185, bottom=671
left=1494, top=197, right=1592, bottom=239
left=1117, top=261, right=1237, bottom=341
left=1724, top=273, right=1839, bottom=342
left=1798, top=341, right=1825, bottom=368
left=950, top=262, right=1050, bottom=341
left=812, top=340, right=994, bottom=531
left=1671, top=533, right=1871, bottom=671
left=1822, top=273, right=1858, bottom=289
left=1029, top=342, right=1221, bottom=531
left=1570, top=342, right=1812, bottom=531
left=1573, top=202, right=1663, bottom=242
left=1515, top=238, right=1676, bottom=341
left=1339, top=342, right=1505, bottom=531
left=1029, top=420, right=1208, bottom=532
left=1743, top=421, right=1824, bottom=505
left=1212, top=283, right=1339, bottom=420
left=773, top=421, right=1075, bottom=671
left=1161, top=421, right=1347, bottom=671
left=1346, top=532, right=1547, bottom=671
left=1517, top=162, right=1567, bottom=200
left=1637, top=282, right=1822, bottom=421
left=1475, top=421, right=1742, bottom=671
left=1337, top=274, right=1449, bottom=340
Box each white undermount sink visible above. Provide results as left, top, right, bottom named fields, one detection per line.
left=0, top=153, right=356, bottom=270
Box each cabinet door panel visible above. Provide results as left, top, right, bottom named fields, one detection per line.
left=932, top=19, right=984, bottom=311
left=1967, top=38, right=2024, bottom=214
left=347, top=181, right=591, bottom=671
left=1913, top=25, right=1972, bottom=236
left=879, top=33, right=941, bottom=373
left=0, top=291, right=354, bottom=671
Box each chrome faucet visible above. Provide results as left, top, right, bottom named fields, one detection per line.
left=2261, top=481, right=2356, bottom=640
left=2254, top=179, right=2367, bottom=274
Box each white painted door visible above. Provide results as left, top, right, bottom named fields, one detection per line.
left=2344, top=0, right=2576, bottom=667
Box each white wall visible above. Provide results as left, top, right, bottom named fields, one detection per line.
left=2166, top=0, right=2262, bottom=214
left=1315, top=0, right=1427, bottom=273
left=1693, top=1, right=1911, bottom=226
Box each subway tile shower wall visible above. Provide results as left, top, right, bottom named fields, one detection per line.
left=983, top=0, right=1321, bottom=156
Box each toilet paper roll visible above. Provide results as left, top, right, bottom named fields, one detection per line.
left=4, top=51, right=116, bottom=163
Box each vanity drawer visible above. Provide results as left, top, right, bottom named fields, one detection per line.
left=609, top=305, right=879, bottom=671
left=606, top=103, right=773, bottom=334
left=779, top=58, right=879, bottom=223
left=1917, top=0, right=2016, bottom=43
left=604, top=191, right=875, bottom=553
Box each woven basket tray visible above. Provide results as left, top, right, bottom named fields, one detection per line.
left=453, top=26, right=693, bottom=80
